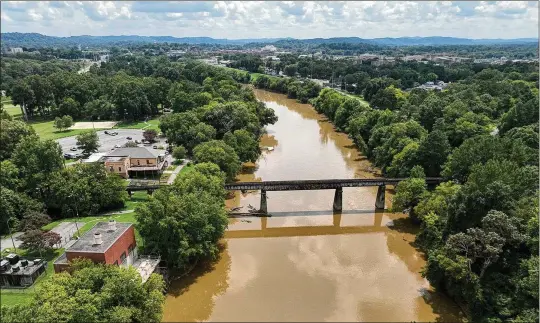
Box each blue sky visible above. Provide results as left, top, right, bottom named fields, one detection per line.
left=1, top=1, right=538, bottom=39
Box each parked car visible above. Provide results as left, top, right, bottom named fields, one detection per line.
left=114, top=144, right=121, bottom=148
left=153, top=145, right=158, bottom=149
left=111, top=132, right=118, bottom=136
left=70, top=147, right=77, bottom=151
left=135, top=140, right=141, bottom=144
left=64, top=153, right=73, bottom=159
left=104, top=130, right=110, bottom=134
left=126, top=136, right=132, bottom=140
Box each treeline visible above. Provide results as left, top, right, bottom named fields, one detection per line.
left=308, top=69, right=538, bottom=321
left=252, top=74, right=321, bottom=103
left=229, top=53, right=538, bottom=91
left=1, top=57, right=81, bottom=94
left=5, top=55, right=252, bottom=121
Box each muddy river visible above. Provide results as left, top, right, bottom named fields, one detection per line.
left=163, top=89, right=463, bottom=322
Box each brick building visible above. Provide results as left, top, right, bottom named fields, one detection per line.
left=54, top=221, right=160, bottom=282
left=100, top=147, right=167, bottom=179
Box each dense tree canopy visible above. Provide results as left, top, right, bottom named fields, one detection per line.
left=1, top=260, right=166, bottom=323
left=136, top=163, right=228, bottom=270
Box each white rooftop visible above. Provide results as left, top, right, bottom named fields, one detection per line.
left=83, top=152, right=107, bottom=163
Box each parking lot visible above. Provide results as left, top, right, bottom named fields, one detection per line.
left=56, top=129, right=169, bottom=157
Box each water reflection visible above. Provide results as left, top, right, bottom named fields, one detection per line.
left=163, top=90, right=462, bottom=322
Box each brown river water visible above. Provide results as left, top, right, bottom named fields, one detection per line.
left=163, top=89, right=464, bottom=322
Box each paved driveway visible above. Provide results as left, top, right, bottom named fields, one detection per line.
left=56, top=129, right=168, bottom=157
left=0, top=232, right=23, bottom=251
left=50, top=222, right=85, bottom=247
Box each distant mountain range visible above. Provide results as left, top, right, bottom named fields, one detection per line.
left=1, top=32, right=537, bottom=48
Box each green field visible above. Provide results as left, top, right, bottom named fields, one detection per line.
left=115, top=117, right=160, bottom=131
left=2, top=99, right=23, bottom=119
left=178, top=163, right=194, bottom=175
left=29, top=120, right=90, bottom=140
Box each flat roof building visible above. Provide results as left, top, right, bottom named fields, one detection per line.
left=54, top=221, right=160, bottom=283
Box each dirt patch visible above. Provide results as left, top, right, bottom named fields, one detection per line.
left=69, top=121, right=117, bottom=129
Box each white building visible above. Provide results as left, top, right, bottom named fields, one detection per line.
left=261, top=45, right=277, bottom=52
left=10, top=48, right=23, bottom=54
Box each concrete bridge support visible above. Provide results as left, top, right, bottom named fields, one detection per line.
left=333, top=187, right=343, bottom=211
left=375, top=185, right=386, bottom=210
left=127, top=190, right=132, bottom=197
left=260, top=190, right=268, bottom=213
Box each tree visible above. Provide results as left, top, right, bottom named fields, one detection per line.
left=1, top=260, right=166, bottom=323
left=0, top=119, right=36, bottom=160
left=62, top=115, right=74, bottom=129
left=20, top=229, right=61, bottom=252
left=499, top=97, right=539, bottom=134
left=136, top=163, right=228, bottom=270
left=76, top=130, right=100, bottom=156
left=223, top=130, right=260, bottom=162
left=12, top=135, right=63, bottom=192
left=0, top=160, right=20, bottom=190
left=193, top=140, right=241, bottom=181
left=18, top=212, right=51, bottom=231
left=54, top=115, right=73, bottom=132
left=391, top=166, right=427, bottom=221
left=284, top=64, right=297, bottom=77
left=123, top=141, right=138, bottom=148
left=142, top=129, right=158, bottom=143
left=10, top=79, right=34, bottom=120
left=56, top=97, right=80, bottom=119
left=172, top=146, right=187, bottom=160
left=112, top=80, right=151, bottom=121
left=416, top=129, right=451, bottom=177
left=44, top=163, right=127, bottom=218
left=0, top=187, right=44, bottom=235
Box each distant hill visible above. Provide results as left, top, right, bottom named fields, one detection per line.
left=0, top=32, right=287, bottom=48
left=1, top=32, right=537, bottom=48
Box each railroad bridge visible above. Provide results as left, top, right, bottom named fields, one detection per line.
left=224, top=178, right=443, bottom=213
left=126, top=177, right=443, bottom=213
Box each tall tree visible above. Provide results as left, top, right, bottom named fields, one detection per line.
left=192, top=140, right=241, bottom=181
left=76, top=131, right=100, bottom=156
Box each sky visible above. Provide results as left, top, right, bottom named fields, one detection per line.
left=1, top=1, right=538, bottom=39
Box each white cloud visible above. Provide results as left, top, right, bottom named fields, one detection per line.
left=1, top=1, right=537, bottom=39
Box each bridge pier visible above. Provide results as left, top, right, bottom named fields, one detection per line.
left=375, top=185, right=386, bottom=210
left=260, top=190, right=267, bottom=213
left=127, top=190, right=132, bottom=197
left=333, top=187, right=343, bottom=211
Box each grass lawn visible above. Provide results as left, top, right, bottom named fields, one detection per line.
left=0, top=248, right=64, bottom=306
left=115, top=117, right=160, bottom=131
left=29, top=120, right=102, bottom=140
left=179, top=163, right=194, bottom=175
left=2, top=99, right=22, bottom=119
left=166, top=164, right=179, bottom=171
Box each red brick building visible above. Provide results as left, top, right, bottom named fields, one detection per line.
left=54, top=221, right=160, bottom=282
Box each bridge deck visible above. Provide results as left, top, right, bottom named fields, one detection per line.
left=224, top=177, right=442, bottom=191
left=126, top=178, right=443, bottom=191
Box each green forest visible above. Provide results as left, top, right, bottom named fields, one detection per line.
left=250, top=58, right=539, bottom=322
